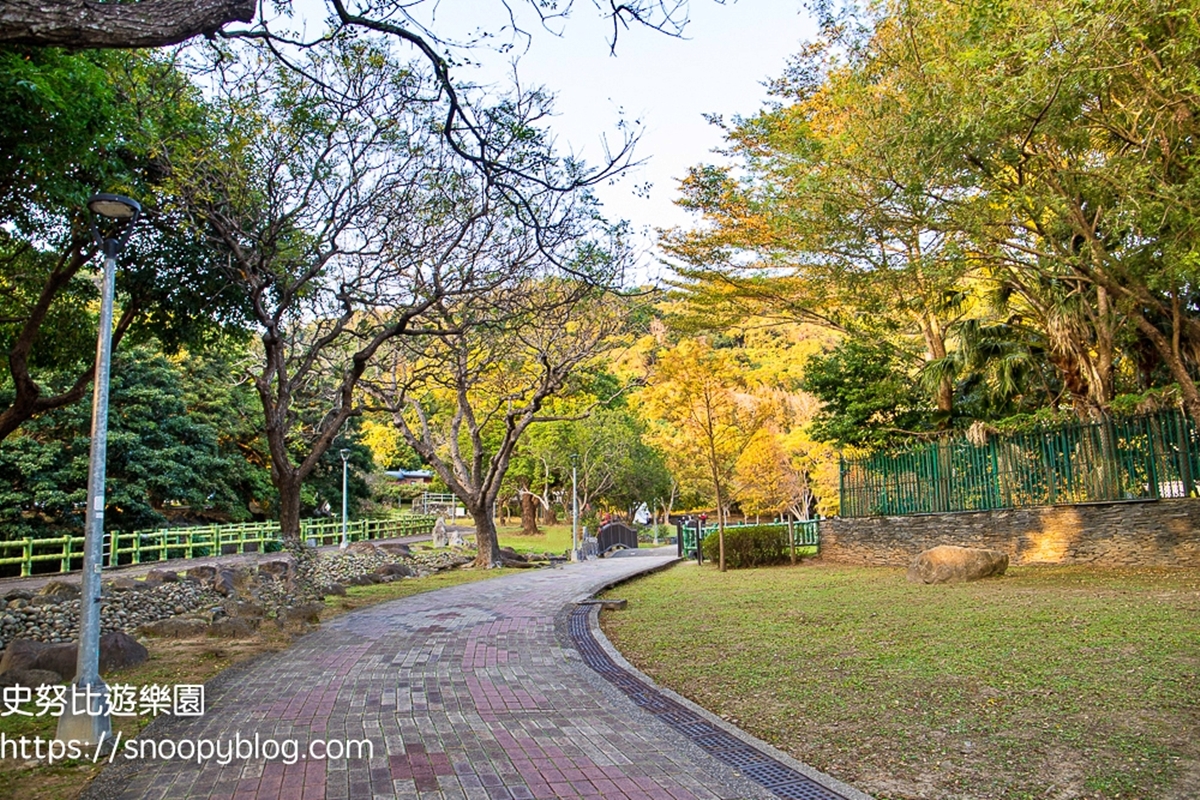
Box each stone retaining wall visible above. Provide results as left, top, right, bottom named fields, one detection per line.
left=819, top=498, right=1200, bottom=568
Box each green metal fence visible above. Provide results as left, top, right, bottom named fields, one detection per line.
left=840, top=408, right=1200, bottom=517
left=0, top=515, right=438, bottom=578
left=676, top=519, right=820, bottom=561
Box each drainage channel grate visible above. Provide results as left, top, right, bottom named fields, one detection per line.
left=568, top=605, right=849, bottom=800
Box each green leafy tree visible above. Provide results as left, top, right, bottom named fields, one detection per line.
left=522, top=404, right=671, bottom=523
left=666, top=0, right=1200, bottom=432
left=799, top=338, right=929, bottom=449
left=662, top=26, right=973, bottom=425
left=0, top=46, right=247, bottom=442
left=0, top=345, right=258, bottom=538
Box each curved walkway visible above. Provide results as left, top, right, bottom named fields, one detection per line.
left=84, top=551, right=869, bottom=800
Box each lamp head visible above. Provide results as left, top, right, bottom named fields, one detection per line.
left=340, top=448, right=351, bottom=460
left=87, top=193, right=141, bottom=220
left=87, top=193, right=141, bottom=255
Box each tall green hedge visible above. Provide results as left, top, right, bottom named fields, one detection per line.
left=701, top=525, right=792, bottom=568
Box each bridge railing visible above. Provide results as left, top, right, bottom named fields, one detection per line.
left=0, top=515, right=438, bottom=578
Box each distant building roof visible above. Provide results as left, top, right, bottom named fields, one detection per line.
left=385, top=469, right=434, bottom=481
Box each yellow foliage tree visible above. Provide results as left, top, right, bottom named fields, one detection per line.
left=732, top=427, right=795, bottom=520
left=636, top=338, right=766, bottom=570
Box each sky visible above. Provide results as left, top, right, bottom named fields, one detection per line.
left=503, top=3, right=816, bottom=241
left=290, top=1, right=818, bottom=278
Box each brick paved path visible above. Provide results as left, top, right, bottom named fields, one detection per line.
left=83, top=552, right=867, bottom=800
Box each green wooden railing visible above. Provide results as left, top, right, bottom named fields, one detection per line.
left=0, top=515, right=438, bottom=578
left=840, top=408, right=1200, bottom=517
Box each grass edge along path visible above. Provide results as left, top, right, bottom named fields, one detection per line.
left=0, top=562, right=509, bottom=800
left=599, top=561, right=1200, bottom=800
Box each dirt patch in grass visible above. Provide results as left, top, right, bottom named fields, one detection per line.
left=600, top=561, right=1200, bottom=800
left=0, top=565, right=506, bottom=800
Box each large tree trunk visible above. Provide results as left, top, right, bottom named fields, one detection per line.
left=267, top=472, right=321, bottom=603
left=519, top=489, right=540, bottom=535
left=921, top=314, right=954, bottom=425
left=276, top=474, right=304, bottom=543
left=1091, top=286, right=1116, bottom=409
left=471, top=506, right=503, bottom=568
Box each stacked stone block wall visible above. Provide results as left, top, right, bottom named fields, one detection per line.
left=819, top=498, right=1200, bottom=567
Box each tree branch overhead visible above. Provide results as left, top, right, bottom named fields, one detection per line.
left=0, top=0, right=255, bottom=48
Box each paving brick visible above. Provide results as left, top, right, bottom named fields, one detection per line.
left=82, top=552, right=802, bottom=800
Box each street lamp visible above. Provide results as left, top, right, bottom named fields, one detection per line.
left=56, top=193, right=141, bottom=748
left=339, top=448, right=351, bottom=549
left=570, top=454, right=579, bottom=563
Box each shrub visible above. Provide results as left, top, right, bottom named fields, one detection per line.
left=701, top=525, right=791, bottom=568
left=638, top=524, right=672, bottom=543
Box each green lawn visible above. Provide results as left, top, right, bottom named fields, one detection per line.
left=321, top=564, right=509, bottom=611
left=600, top=561, right=1200, bottom=800
left=495, top=523, right=576, bottom=556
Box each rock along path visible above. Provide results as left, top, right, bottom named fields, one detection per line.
left=83, top=549, right=869, bottom=800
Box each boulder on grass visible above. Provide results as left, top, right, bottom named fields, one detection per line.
left=226, top=600, right=267, bottom=621
left=143, top=569, right=178, bottom=585
left=0, top=668, right=64, bottom=688
left=0, top=639, right=60, bottom=676
left=38, top=580, right=80, bottom=599
left=907, top=545, right=1009, bottom=584
left=99, top=632, right=149, bottom=673
left=0, top=639, right=76, bottom=679
left=0, top=632, right=147, bottom=681
left=258, top=559, right=293, bottom=582
left=208, top=617, right=258, bottom=638
left=280, top=602, right=324, bottom=626
left=375, top=563, right=413, bottom=579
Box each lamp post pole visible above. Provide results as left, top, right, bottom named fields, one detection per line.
left=571, top=455, right=579, bottom=563
left=340, top=448, right=351, bottom=549
left=56, top=194, right=140, bottom=748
